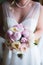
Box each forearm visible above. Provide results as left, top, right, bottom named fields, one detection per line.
left=34, top=29, right=43, bottom=40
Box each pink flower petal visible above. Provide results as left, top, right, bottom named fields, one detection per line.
left=22, top=30, right=29, bottom=38
left=21, top=37, right=28, bottom=43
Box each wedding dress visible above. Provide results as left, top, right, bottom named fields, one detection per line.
left=2, top=1, right=43, bottom=65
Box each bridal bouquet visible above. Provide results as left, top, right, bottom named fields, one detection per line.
left=6, top=24, right=35, bottom=58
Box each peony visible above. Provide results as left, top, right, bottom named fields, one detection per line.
left=13, top=32, right=21, bottom=41
left=7, top=31, right=21, bottom=42
left=22, top=29, right=30, bottom=38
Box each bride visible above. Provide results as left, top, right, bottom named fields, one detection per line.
left=0, top=0, right=43, bottom=65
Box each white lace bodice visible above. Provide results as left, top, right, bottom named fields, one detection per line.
left=2, top=1, right=41, bottom=33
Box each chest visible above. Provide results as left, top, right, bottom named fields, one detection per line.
left=9, top=5, right=32, bottom=24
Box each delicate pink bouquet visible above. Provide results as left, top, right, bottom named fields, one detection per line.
left=6, top=24, right=35, bottom=58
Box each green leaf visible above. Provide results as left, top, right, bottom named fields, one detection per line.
left=34, top=43, right=38, bottom=45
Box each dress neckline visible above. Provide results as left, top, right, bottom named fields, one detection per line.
left=9, top=2, right=37, bottom=24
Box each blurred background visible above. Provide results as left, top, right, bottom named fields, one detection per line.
left=0, top=0, right=43, bottom=4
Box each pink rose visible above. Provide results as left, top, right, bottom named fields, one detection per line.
left=21, top=37, right=28, bottom=43
left=7, top=30, right=13, bottom=36
left=19, top=44, right=27, bottom=52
